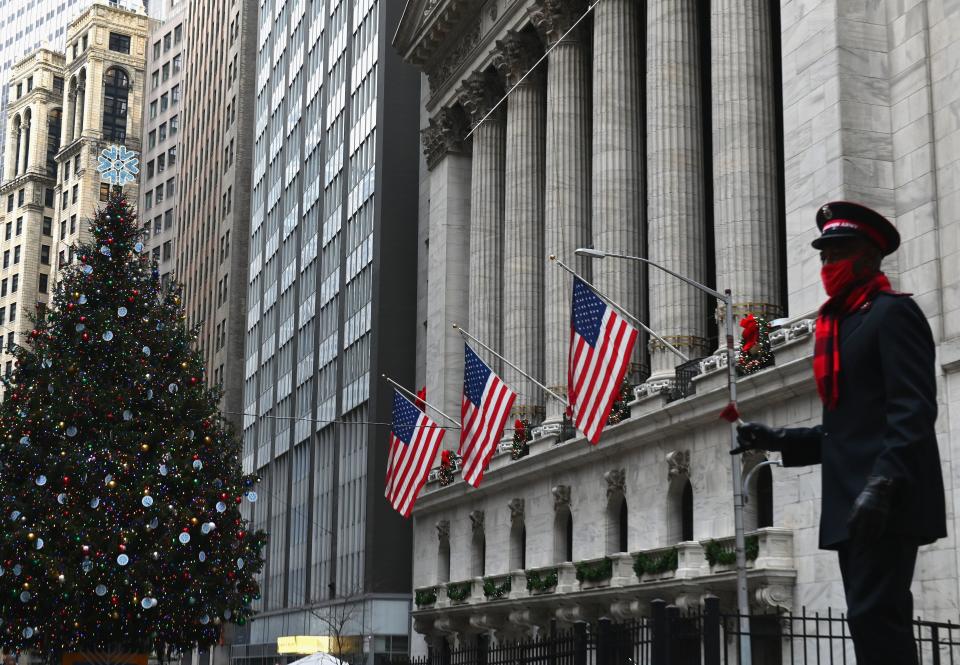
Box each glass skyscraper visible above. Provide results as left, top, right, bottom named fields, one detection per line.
left=236, top=0, right=420, bottom=661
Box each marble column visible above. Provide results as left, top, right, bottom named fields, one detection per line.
left=422, top=106, right=472, bottom=419
left=646, top=0, right=709, bottom=380
left=532, top=0, right=591, bottom=424
left=458, top=71, right=506, bottom=373
left=711, top=0, right=782, bottom=319
left=592, top=0, right=646, bottom=380
left=494, top=31, right=546, bottom=420
left=3, top=118, right=18, bottom=180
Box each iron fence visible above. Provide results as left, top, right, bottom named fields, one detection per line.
left=393, top=598, right=960, bottom=665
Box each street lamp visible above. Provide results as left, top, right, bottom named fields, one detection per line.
left=575, top=247, right=752, bottom=665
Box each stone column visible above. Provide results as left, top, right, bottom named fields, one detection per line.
left=711, top=0, right=782, bottom=319
left=459, top=71, right=506, bottom=372
left=422, top=106, right=472, bottom=419
left=18, top=119, right=30, bottom=175
left=30, top=106, right=47, bottom=173
left=494, top=31, right=546, bottom=420
left=532, top=0, right=591, bottom=424
left=74, top=83, right=86, bottom=139
left=592, top=0, right=646, bottom=380
left=3, top=118, right=18, bottom=180
left=646, top=0, right=709, bottom=380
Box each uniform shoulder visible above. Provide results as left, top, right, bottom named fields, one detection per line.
left=872, top=291, right=927, bottom=324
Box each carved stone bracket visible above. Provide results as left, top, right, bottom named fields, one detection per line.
left=508, top=497, right=525, bottom=526
left=529, top=0, right=586, bottom=46
left=552, top=484, right=571, bottom=510
left=458, top=69, right=503, bottom=127
left=755, top=582, right=794, bottom=613
left=666, top=450, right=690, bottom=480
left=492, top=30, right=544, bottom=87
left=436, top=519, right=450, bottom=542
left=421, top=105, right=469, bottom=170
left=604, top=469, right=626, bottom=499
left=469, top=510, right=485, bottom=536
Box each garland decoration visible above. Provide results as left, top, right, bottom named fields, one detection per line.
left=437, top=449, right=458, bottom=487
left=414, top=588, right=438, bottom=607
left=482, top=577, right=512, bottom=599
left=606, top=377, right=633, bottom=425
left=574, top=557, right=613, bottom=584
left=525, top=569, right=559, bottom=593
left=511, top=418, right=531, bottom=460
left=737, top=314, right=774, bottom=375
left=446, top=581, right=472, bottom=602
left=633, top=548, right=679, bottom=578
left=704, top=535, right=760, bottom=567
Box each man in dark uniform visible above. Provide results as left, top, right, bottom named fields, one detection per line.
left=732, top=201, right=946, bottom=665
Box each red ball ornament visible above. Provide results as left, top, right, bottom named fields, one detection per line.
left=80, top=316, right=87, bottom=322
left=128, top=296, right=135, bottom=303
left=119, top=544, right=126, bottom=552
left=67, top=303, right=75, bottom=311
left=237, top=531, right=245, bottom=539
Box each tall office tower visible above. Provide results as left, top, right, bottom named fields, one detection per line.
left=139, top=0, right=186, bottom=286
left=0, top=2, right=147, bottom=381
left=0, top=0, right=145, bottom=186
left=232, top=0, right=420, bottom=661
left=175, top=0, right=255, bottom=422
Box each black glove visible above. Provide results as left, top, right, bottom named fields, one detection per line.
left=847, top=475, right=896, bottom=541
left=731, top=422, right=788, bottom=455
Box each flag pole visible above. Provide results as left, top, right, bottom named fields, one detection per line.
left=452, top=324, right=570, bottom=407
left=381, top=375, right=461, bottom=428
left=549, top=255, right=690, bottom=363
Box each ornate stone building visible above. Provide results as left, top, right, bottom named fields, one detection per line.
left=0, top=2, right=147, bottom=382
left=393, top=0, right=960, bottom=655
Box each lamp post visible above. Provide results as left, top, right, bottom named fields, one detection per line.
left=575, top=247, right=752, bottom=665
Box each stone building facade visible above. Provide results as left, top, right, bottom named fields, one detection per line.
left=0, top=2, right=147, bottom=381
left=138, top=0, right=186, bottom=285
left=393, top=0, right=960, bottom=655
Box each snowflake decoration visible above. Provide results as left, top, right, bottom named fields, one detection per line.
left=96, top=144, right=139, bottom=186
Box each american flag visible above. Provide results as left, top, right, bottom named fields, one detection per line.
left=568, top=276, right=638, bottom=444
left=459, top=343, right=517, bottom=487
left=385, top=389, right=446, bottom=517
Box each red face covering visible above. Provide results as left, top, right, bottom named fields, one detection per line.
left=820, top=258, right=858, bottom=297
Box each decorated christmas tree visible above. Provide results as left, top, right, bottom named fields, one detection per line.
left=0, top=191, right=266, bottom=660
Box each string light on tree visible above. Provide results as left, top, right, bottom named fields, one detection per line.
left=0, top=191, right=266, bottom=660
left=736, top=314, right=774, bottom=375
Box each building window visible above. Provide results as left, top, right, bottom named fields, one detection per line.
left=148, top=130, right=156, bottom=150
left=554, top=504, right=573, bottom=563
left=14, top=246, right=20, bottom=265
left=510, top=519, right=526, bottom=570
left=471, top=517, right=485, bottom=577
left=102, top=67, right=130, bottom=142
left=11, top=274, right=17, bottom=292
left=155, top=185, right=164, bottom=204
left=9, top=303, right=16, bottom=323
left=15, top=218, right=22, bottom=235
left=6, top=332, right=13, bottom=351
left=149, top=100, right=157, bottom=120
left=163, top=240, right=172, bottom=261
left=5, top=195, right=12, bottom=212
left=27, top=76, right=33, bottom=92
left=174, top=24, right=182, bottom=43
left=147, top=160, right=155, bottom=179
left=160, top=93, right=168, bottom=112
left=108, top=32, right=131, bottom=53
left=151, top=71, right=159, bottom=89
left=170, top=115, right=179, bottom=135
left=172, top=55, right=181, bottom=75
left=65, top=161, right=71, bottom=181
left=4, top=250, right=11, bottom=268
left=44, top=189, right=54, bottom=208
left=145, top=192, right=152, bottom=209
left=1, top=279, right=6, bottom=296
left=159, top=123, right=167, bottom=142
left=168, top=146, right=177, bottom=165
left=40, top=245, right=50, bottom=265
left=61, top=191, right=68, bottom=209
left=164, top=210, right=173, bottom=229
left=4, top=223, right=10, bottom=241
left=69, top=215, right=76, bottom=234
left=166, top=178, right=175, bottom=197
left=163, top=33, right=172, bottom=51
left=71, top=184, right=78, bottom=203
left=99, top=183, right=111, bottom=202
left=60, top=220, right=66, bottom=240
left=157, top=154, right=166, bottom=172
left=54, top=76, right=64, bottom=94
left=42, top=217, right=52, bottom=235
left=171, top=83, right=180, bottom=104
left=161, top=63, right=169, bottom=82
left=437, top=526, right=450, bottom=584
left=153, top=41, right=161, bottom=59
left=46, top=108, right=61, bottom=178
left=18, top=189, right=24, bottom=207
left=38, top=273, right=48, bottom=293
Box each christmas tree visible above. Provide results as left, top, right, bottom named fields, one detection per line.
left=0, top=191, right=266, bottom=660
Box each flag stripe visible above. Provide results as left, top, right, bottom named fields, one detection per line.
left=385, top=391, right=446, bottom=518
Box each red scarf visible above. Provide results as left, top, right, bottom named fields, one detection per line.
left=814, top=270, right=893, bottom=410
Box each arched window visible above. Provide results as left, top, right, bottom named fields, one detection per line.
left=667, top=476, right=694, bottom=543
left=102, top=67, right=129, bottom=142
left=12, top=115, right=22, bottom=176
left=510, top=521, right=526, bottom=570
left=554, top=507, right=573, bottom=563
left=471, top=529, right=485, bottom=577
left=437, top=522, right=450, bottom=584
left=46, top=108, right=62, bottom=177
left=22, top=108, right=31, bottom=172
left=757, top=464, right=773, bottom=528
left=606, top=495, right=628, bottom=554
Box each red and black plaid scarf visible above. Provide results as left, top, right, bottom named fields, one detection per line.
left=814, top=272, right=892, bottom=410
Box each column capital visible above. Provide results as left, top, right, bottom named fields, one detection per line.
left=457, top=70, right=502, bottom=127
left=493, top=30, right=543, bottom=88
left=421, top=105, right=469, bottom=170
left=530, top=0, right=586, bottom=46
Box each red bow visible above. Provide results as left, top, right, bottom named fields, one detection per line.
left=441, top=449, right=452, bottom=468
left=740, top=314, right=759, bottom=354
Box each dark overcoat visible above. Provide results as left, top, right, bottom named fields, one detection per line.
left=780, top=291, right=946, bottom=549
